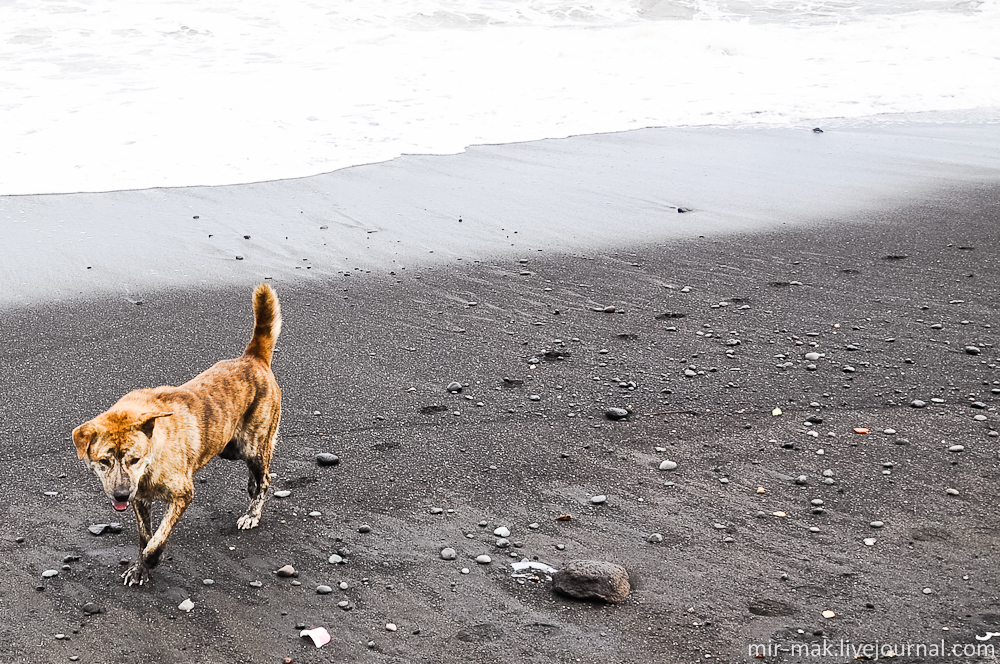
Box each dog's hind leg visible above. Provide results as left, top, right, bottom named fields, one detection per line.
left=236, top=412, right=279, bottom=530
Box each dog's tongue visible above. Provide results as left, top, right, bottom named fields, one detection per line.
left=112, top=501, right=129, bottom=512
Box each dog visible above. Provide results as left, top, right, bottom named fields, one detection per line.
left=72, top=283, right=282, bottom=586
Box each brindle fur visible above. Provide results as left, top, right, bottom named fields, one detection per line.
left=72, top=283, right=282, bottom=586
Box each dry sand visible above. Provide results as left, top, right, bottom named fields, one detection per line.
left=1, top=118, right=999, bottom=663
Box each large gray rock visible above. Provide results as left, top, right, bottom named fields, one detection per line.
left=552, top=560, right=630, bottom=603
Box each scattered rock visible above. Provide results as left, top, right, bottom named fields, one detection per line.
left=590, top=495, right=607, bottom=505
left=316, top=585, right=333, bottom=595
left=647, top=533, right=664, bottom=543
left=178, top=598, right=194, bottom=612
left=81, top=602, right=102, bottom=615
left=658, top=460, right=678, bottom=471
left=202, top=579, right=214, bottom=586
left=605, top=407, right=629, bottom=420
left=41, top=570, right=58, bottom=578
left=476, top=555, right=492, bottom=565
left=328, top=554, right=344, bottom=564
left=358, top=524, right=372, bottom=534
left=965, top=346, right=982, bottom=355
left=446, top=381, right=463, bottom=393
left=316, top=453, right=340, bottom=466
left=911, top=400, right=927, bottom=408
left=552, top=560, right=631, bottom=603
left=440, top=548, right=457, bottom=561
left=275, top=565, right=298, bottom=578
left=274, top=490, right=291, bottom=498
left=494, top=526, right=511, bottom=537
left=88, top=524, right=109, bottom=536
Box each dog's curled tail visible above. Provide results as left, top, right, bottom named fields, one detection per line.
left=244, top=283, right=282, bottom=365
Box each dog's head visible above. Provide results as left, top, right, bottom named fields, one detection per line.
left=72, top=411, right=172, bottom=512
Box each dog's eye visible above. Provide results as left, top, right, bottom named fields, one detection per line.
left=126, top=457, right=141, bottom=466
left=98, top=458, right=113, bottom=469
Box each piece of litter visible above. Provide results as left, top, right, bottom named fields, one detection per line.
left=773, top=511, right=787, bottom=518
left=822, top=610, right=836, bottom=619
left=756, top=487, right=766, bottom=494
left=300, top=627, right=331, bottom=648
left=511, top=559, right=559, bottom=575
left=178, top=598, right=194, bottom=612
left=853, top=428, right=869, bottom=434
left=555, top=514, right=572, bottom=521
left=772, top=408, right=782, bottom=417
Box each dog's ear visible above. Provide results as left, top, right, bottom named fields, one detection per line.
left=72, top=422, right=97, bottom=460
left=137, top=412, right=173, bottom=438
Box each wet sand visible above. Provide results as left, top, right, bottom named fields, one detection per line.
left=1, top=120, right=999, bottom=663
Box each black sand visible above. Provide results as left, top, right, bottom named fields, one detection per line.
left=1, top=124, right=999, bottom=663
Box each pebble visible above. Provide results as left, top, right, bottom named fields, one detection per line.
left=81, top=602, right=102, bottom=615
left=250, top=581, right=263, bottom=587
left=949, top=445, right=965, bottom=452
left=274, top=490, right=291, bottom=498
left=528, top=522, right=540, bottom=530
left=202, top=579, right=214, bottom=586
left=809, top=527, right=820, bottom=533
left=339, top=581, right=349, bottom=590
left=974, top=414, right=987, bottom=421
left=870, top=521, right=885, bottom=528
left=552, top=560, right=630, bottom=603
left=647, top=533, right=663, bottom=543
left=822, top=610, right=836, bottom=619
left=316, top=585, right=333, bottom=594
left=590, top=495, right=607, bottom=505
left=493, top=526, right=510, bottom=537
left=964, top=346, right=982, bottom=355
left=358, top=524, right=372, bottom=534
left=811, top=499, right=824, bottom=506
left=658, top=460, right=678, bottom=471
left=386, top=623, right=398, bottom=632
left=429, top=507, right=444, bottom=514
left=178, top=598, right=195, bottom=612
left=863, top=538, right=877, bottom=546
left=476, top=555, right=492, bottom=565
left=946, top=488, right=960, bottom=496
left=495, top=538, right=510, bottom=548
left=315, top=453, right=340, bottom=466
left=328, top=554, right=344, bottom=564
left=883, top=428, right=896, bottom=435
left=446, top=381, right=463, bottom=392
left=971, top=401, right=987, bottom=409
left=605, top=407, right=629, bottom=420
left=910, top=400, right=927, bottom=408
left=795, top=475, right=808, bottom=485
left=87, top=524, right=109, bottom=536
left=804, top=352, right=821, bottom=361
left=275, top=565, right=298, bottom=577
left=41, top=570, right=58, bottom=578
left=309, top=511, right=321, bottom=517
left=440, top=548, right=457, bottom=560
left=923, top=587, right=933, bottom=594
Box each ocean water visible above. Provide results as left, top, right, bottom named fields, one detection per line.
left=2, top=0, right=999, bottom=195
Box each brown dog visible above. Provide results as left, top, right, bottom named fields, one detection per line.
left=72, top=283, right=282, bottom=586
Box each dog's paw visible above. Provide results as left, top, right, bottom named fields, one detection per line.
left=236, top=514, right=260, bottom=530
left=121, top=563, right=149, bottom=587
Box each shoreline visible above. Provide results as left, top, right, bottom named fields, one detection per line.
left=2, top=116, right=999, bottom=311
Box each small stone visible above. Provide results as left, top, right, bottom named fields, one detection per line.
left=964, top=346, right=982, bottom=355
left=647, top=533, right=663, bottom=543
left=202, top=578, right=214, bottom=586
left=822, top=610, right=836, bottom=619
left=476, top=555, right=492, bottom=565
left=274, top=490, right=291, bottom=498
left=41, top=570, right=58, bottom=578
left=602, top=306, right=616, bottom=313
left=552, top=560, right=630, bottom=603
left=883, top=428, right=896, bottom=435
left=328, top=554, right=344, bottom=564
left=863, top=538, right=877, bottom=546
left=429, top=507, right=444, bottom=514
left=358, top=524, right=372, bottom=534
left=446, top=381, right=463, bottom=393
left=250, top=581, right=263, bottom=587
left=922, top=587, right=933, bottom=594
left=971, top=401, right=987, bottom=409
left=528, top=522, right=540, bottom=530
left=495, top=538, right=510, bottom=548
left=772, top=408, right=782, bottom=417
left=590, top=495, right=607, bottom=505
left=440, top=548, right=457, bottom=560
left=316, top=585, right=333, bottom=594
left=658, top=460, right=678, bottom=471
left=386, top=623, right=398, bottom=632
left=795, top=475, right=808, bottom=485
left=870, top=521, right=884, bottom=528
left=316, top=453, right=340, bottom=466
left=946, top=488, right=960, bottom=496
left=811, top=499, right=824, bottom=506
left=275, top=565, right=298, bottom=577
left=81, top=602, right=102, bottom=615
left=309, top=511, right=321, bottom=517
left=804, top=352, right=821, bottom=361
left=974, top=414, right=987, bottom=421
left=493, top=526, right=510, bottom=537
left=178, top=598, right=194, bottom=612
left=949, top=445, right=965, bottom=452
left=605, top=407, right=629, bottom=420
left=910, top=400, right=926, bottom=408
left=88, top=524, right=108, bottom=536
left=339, top=582, right=349, bottom=590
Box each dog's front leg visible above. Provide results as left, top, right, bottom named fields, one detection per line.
left=122, top=493, right=191, bottom=586
left=133, top=500, right=153, bottom=549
